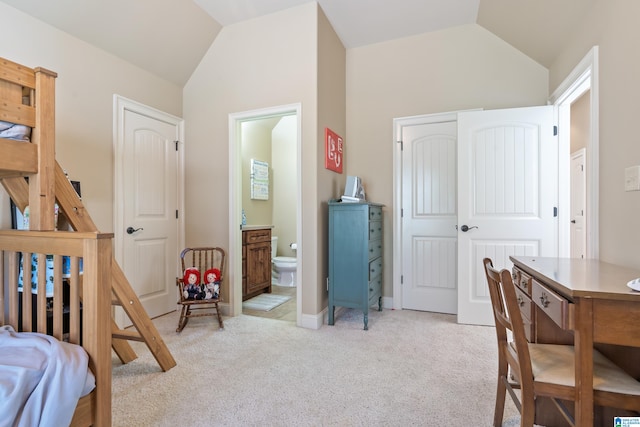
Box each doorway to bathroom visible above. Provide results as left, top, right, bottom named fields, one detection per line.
left=229, top=104, right=302, bottom=325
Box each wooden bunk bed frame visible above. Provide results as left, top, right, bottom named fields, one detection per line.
left=0, top=57, right=176, bottom=426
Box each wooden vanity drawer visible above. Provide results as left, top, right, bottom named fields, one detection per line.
left=243, top=228, right=271, bottom=244
left=532, top=279, right=573, bottom=330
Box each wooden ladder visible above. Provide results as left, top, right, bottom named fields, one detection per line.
left=1, top=164, right=176, bottom=371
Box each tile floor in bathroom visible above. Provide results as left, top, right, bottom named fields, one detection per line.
left=242, top=284, right=296, bottom=322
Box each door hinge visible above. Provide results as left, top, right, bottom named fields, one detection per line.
left=553, top=207, right=558, bottom=217
left=401, top=208, right=403, bottom=218
left=175, top=140, right=179, bottom=151
left=397, top=140, right=403, bottom=151
left=176, top=210, right=179, bottom=219
left=401, top=275, right=403, bottom=285
left=553, top=126, right=558, bottom=136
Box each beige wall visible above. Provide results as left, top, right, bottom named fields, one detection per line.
left=183, top=3, right=322, bottom=315
left=571, top=91, right=590, bottom=154
left=549, top=0, right=640, bottom=268
left=346, top=24, right=549, bottom=298
left=0, top=3, right=182, bottom=233
left=240, top=116, right=298, bottom=258
left=316, top=6, right=347, bottom=313
left=241, top=120, right=274, bottom=225
left=272, top=116, right=298, bottom=258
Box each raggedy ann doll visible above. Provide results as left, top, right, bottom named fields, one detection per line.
left=203, top=268, right=221, bottom=300
left=183, top=267, right=204, bottom=300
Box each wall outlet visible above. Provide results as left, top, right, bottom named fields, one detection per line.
left=625, top=166, right=640, bottom=191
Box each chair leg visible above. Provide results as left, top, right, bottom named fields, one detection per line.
left=520, top=391, right=535, bottom=427
left=215, top=302, right=224, bottom=330
left=494, top=365, right=507, bottom=426
left=176, top=305, right=190, bottom=333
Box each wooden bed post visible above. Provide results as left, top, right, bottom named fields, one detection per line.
left=29, top=67, right=57, bottom=231
left=82, top=234, right=113, bottom=427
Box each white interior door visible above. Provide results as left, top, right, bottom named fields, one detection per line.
left=570, top=148, right=587, bottom=258
left=401, top=121, right=457, bottom=313
left=457, top=106, right=558, bottom=325
left=115, top=99, right=183, bottom=326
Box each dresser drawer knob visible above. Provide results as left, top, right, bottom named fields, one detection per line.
left=517, top=296, right=525, bottom=307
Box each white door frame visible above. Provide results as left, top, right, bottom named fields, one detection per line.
left=228, top=103, right=302, bottom=324
left=549, top=46, right=599, bottom=259
left=113, top=95, right=185, bottom=323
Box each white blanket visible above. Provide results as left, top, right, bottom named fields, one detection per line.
left=0, top=326, right=95, bottom=427
left=0, top=121, right=30, bottom=141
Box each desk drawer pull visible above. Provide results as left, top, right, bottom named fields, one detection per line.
left=539, top=293, right=550, bottom=308
left=517, top=295, right=525, bottom=307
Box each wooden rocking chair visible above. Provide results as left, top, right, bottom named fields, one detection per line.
left=176, top=247, right=225, bottom=332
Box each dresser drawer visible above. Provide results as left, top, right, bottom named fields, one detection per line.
left=368, top=239, right=382, bottom=261
left=369, top=221, right=383, bottom=241
left=368, top=275, right=382, bottom=306
left=532, top=279, right=573, bottom=330
left=369, top=257, right=382, bottom=280
left=369, top=206, right=383, bottom=221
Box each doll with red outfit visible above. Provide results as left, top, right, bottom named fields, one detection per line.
left=203, top=268, right=221, bottom=300
left=183, top=267, right=204, bottom=300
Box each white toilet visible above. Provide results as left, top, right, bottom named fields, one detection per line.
left=271, top=236, right=297, bottom=287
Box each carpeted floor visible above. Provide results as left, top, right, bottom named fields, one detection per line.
left=112, top=308, right=528, bottom=426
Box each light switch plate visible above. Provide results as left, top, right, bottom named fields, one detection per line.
left=625, top=166, right=640, bottom=191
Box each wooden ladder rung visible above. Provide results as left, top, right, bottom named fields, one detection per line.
left=112, top=329, right=144, bottom=342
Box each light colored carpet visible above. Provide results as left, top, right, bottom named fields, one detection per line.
left=112, top=308, right=531, bottom=426
left=242, top=293, right=292, bottom=311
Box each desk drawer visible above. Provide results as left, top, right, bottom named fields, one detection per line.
left=514, top=285, right=534, bottom=341
left=532, top=280, right=573, bottom=330
left=512, top=267, right=532, bottom=295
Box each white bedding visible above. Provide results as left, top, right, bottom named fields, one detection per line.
left=0, top=120, right=30, bottom=141
left=0, top=325, right=95, bottom=427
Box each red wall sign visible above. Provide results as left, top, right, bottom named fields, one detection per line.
left=324, top=127, right=343, bottom=174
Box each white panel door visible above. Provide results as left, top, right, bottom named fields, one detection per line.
left=457, top=106, right=558, bottom=325
left=120, top=109, right=179, bottom=324
left=570, top=149, right=587, bottom=259
left=401, top=121, right=457, bottom=313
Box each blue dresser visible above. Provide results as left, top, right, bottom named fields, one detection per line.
left=328, top=200, right=383, bottom=330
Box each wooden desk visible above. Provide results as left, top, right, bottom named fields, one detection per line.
left=510, top=256, right=640, bottom=427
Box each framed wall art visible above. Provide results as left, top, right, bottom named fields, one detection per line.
left=324, top=127, right=343, bottom=174
left=250, top=159, right=269, bottom=200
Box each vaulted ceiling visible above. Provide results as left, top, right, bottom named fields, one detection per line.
left=0, top=0, right=594, bottom=86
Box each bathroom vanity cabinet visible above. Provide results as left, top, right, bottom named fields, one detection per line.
left=328, top=200, right=383, bottom=330
left=242, top=227, right=272, bottom=300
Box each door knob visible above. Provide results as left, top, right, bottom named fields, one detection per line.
left=460, top=225, right=478, bottom=232
left=126, top=226, right=143, bottom=234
